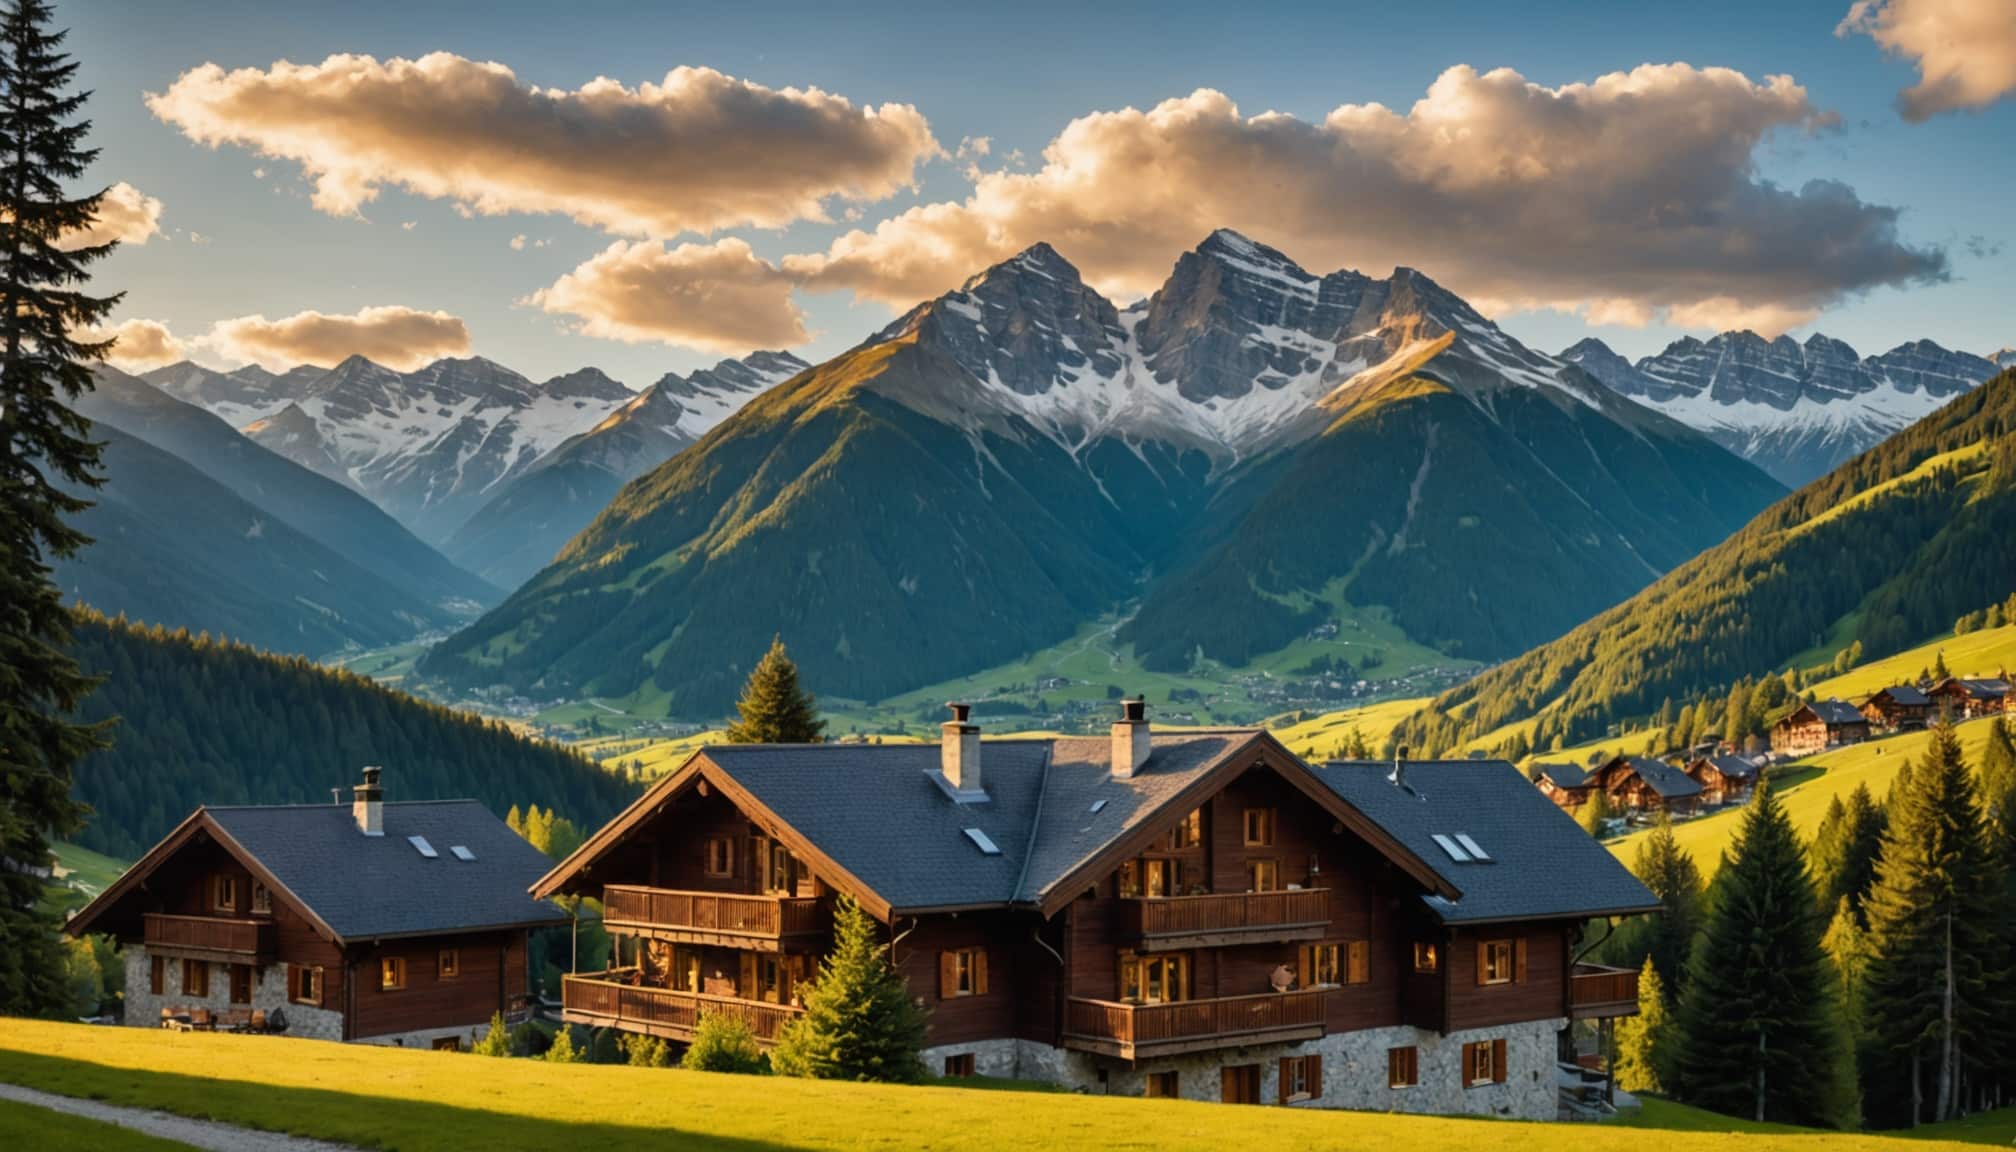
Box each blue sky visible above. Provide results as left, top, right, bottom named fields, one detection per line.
left=66, top=0, right=2015, bottom=387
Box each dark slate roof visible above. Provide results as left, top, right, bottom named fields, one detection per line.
left=1870, top=684, right=1929, bottom=707
left=1697, top=755, right=1759, bottom=781
left=1957, top=678, right=2011, bottom=698
left=208, top=801, right=566, bottom=940
left=1805, top=699, right=1869, bottom=725
left=1312, top=760, right=1659, bottom=924
left=1529, top=762, right=1589, bottom=789
left=1624, top=756, right=1704, bottom=799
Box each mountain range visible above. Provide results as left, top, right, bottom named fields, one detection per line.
left=420, top=230, right=1786, bottom=716
left=1562, top=331, right=2001, bottom=486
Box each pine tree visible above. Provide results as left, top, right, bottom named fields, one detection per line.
left=1624, top=814, right=1706, bottom=1002
left=1578, top=789, right=1614, bottom=838
left=0, top=0, right=120, bottom=1018
left=1858, top=726, right=2005, bottom=1126
left=544, top=1025, right=584, bottom=1063
left=771, top=893, right=924, bottom=1082
left=724, top=635, right=825, bottom=744
left=471, top=1011, right=511, bottom=1057
left=1980, top=717, right=2016, bottom=814
left=1613, top=958, right=1672, bottom=1094
left=1811, top=784, right=1888, bottom=922
left=1673, top=781, right=1858, bottom=1128
left=1821, top=896, right=1870, bottom=1044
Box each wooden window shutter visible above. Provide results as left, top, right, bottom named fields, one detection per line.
left=1492, top=1038, right=1508, bottom=1083
left=1514, top=937, right=1528, bottom=983
left=1475, top=939, right=1488, bottom=985
left=973, top=950, right=989, bottom=995
left=939, top=951, right=957, bottom=999
left=740, top=953, right=757, bottom=997
left=1308, top=1054, right=1322, bottom=1099
left=1347, top=940, right=1369, bottom=985
left=1278, top=1057, right=1292, bottom=1104
left=1296, top=945, right=1311, bottom=988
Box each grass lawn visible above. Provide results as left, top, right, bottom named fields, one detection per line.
left=1611, top=1097, right=1812, bottom=1134
left=0, top=1020, right=1997, bottom=1152
left=1270, top=696, right=1429, bottom=760
left=0, top=1098, right=191, bottom=1151
left=1805, top=622, right=2016, bottom=703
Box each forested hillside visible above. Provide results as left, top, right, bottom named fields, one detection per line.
left=65, top=610, right=635, bottom=858
left=1394, top=368, right=2016, bottom=756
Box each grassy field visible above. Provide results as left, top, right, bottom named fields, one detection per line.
left=48, top=843, right=127, bottom=900
left=1269, top=696, right=1429, bottom=760
left=0, top=1099, right=190, bottom=1151
left=0, top=1020, right=1998, bottom=1152
left=1804, top=621, right=2016, bottom=702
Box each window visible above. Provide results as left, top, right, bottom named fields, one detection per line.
left=1145, top=1070, right=1180, bottom=1099
left=432, top=1036, right=462, bottom=1052
left=230, top=964, right=253, bottom=1005
left=668, top=945, right=702, bottom=993
left=939, top=948, right=988, bottom=998
left=292, top=964, right=323, bottom=1006
left=438, top=949, right=460, bottom=979
left=1476, top=938, right=1525, bottom=986
left=149, top=955, right=165, bottom=995
left=1412, top=942, right=1439, bottom=973
left=1388, top=1046, right=1419, bottom=1089
left=763, top=840, right=798, bottom=895
left=1246, top=857, right=1280, bottom=892
left=251, top=883, right=271, bottom=915
left=1463, top=1039, right=1508, bottom=1086
left=183, top=959, right=210, bottom=997
left=1119, top=858, right=1176, bottom=898
left=754, top=954, right=806, bottom=1004
left=704, top=836, right=735, bottom=878
left=1119, top=951, right=1190, bottom=1004
left=212, top=874, right=238, bottom=913
left=1163, top=808, right=1203, bottom=851
left=944, top=1053, right=976, bottom=1078
left=1242, top=808, right=1275, bottom=846
left=381, top=956, right=407, bottom=991
left=1278, top=1054, right=1323, bottom=1103
left=1300, top=941, right=1369, bottom=987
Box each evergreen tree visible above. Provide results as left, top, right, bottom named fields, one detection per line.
left=771, top=893, right=924, bottom=1082
left=1578, top=789, right=1614, bottom=838
left=1821, top=896, right=1870, bottom=1046
left=1980, top=717, right=2016, bottom=815
left=544, top=1025, right=584, bottom=1063
left=1622, top=815, right=1706, bottom=1002
left=1673, top=782, right=1858, bottom=1128
left=1811, top=784, right=1888, bottom=921
left=0, top=0, right=120, bottom=1018
left=619, top=1032, right=672, bottom=1068
left=681, top=1011, right=765, bottom=1074
left=471, top=1011, right=511, bottom=1057
left=724, top=636, right=825, bottom=744
left=1858, top=726, right=2006, bottom=1126
left=1612, top=958, right=1673, bottom=1094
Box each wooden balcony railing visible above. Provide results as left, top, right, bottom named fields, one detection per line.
left=1569, top=962, right=1640, bottom=1019
left=562, top=971, right=801, bottom=1044
left=143, top=913, right=273, bottom=958
left=601, top=885, right=828, bottom=947
left=1064, top=989, right=1329, bottom=1059
left=1121, top=888, right=1329, bottom=948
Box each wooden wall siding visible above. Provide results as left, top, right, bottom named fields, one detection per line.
left=1443, top=925, right=1568, bottom=1032
left=894, top=912, right=1028, bottom=1047
left=346, top=930, right=525, bottom=1040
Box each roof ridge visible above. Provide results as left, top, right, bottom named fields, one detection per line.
left=205, top=798, right=482, bottom=811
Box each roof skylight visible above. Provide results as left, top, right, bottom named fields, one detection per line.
left=407, top=835, right=438, bottom=859
left=963, top=828, right=1001, bottom=856
left=1454, top=833, right=1490, bottom=861
left=1430, top=833, right=1471, bottom=862
left=449, top=845, right=476, bottom=862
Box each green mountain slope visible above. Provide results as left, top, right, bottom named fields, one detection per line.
left=1395, top=367, right=2016, bottom=755
left=65, top=610, right=635, bottom=859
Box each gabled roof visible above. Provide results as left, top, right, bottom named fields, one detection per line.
left=68, top=801, right=565, bottom=944
left=1691, top=754, right=1759, bottom=781
left=1781, top=699, right=1866, bottom=727
left=1867, top=684, right=1929, bottom=707
left=1313, top=760, right=1659, bottom=924
left=1528, top=762, right=1589, bottom=790
left=1931, top=677, right=2010, bottom=699
left=1596, top=755, right=1703, bottom=799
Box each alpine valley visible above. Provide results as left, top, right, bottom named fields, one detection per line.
left=419, top=230, right=1789, bottom=717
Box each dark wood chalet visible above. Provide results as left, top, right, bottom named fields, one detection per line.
left=66, top=768, right=564, bottom=1049
left=1528, top=763, right=1594, bottom=810
left=1770, top=699, right=1872, bottom=757
left=1926, top=677, right=2011, bottom=722
left=1684, top=755, right=1760, bottom=807
left=1587, top=756, right=1702, bottom=818
left=1859, top=685, right=1932, bottom=732
left=536, top=701, right=1657, bottom=1118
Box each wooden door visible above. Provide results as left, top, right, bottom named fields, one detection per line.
left=1221, top=1063, right=1260, bottom=1104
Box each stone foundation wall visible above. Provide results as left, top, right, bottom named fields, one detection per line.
left=353, top=1020, right=497, bottom=1051
left=122, top=948, right=344, bottom=1041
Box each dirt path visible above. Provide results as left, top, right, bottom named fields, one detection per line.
left=0, top=1082, right=366, bottom=1151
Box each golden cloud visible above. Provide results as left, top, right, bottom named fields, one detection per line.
left=81, top=318, right=187, bottom=371
left=59, top=182, right=163, bottom=249
left=528, top=238, right=807, bottom=352
left=205, top=306, right=470, bottom=371
left=1839, top=0, right=2016, bottom=120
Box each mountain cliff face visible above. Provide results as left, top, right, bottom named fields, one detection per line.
left=443, top=351, right=810, bottom=589
left=423, top=232, right=1782, bottom=716
left=1563, top=331, right=2000, bottom=486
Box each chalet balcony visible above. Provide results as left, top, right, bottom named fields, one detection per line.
left=561, top=971, right=801, bottom=1045
left=1119, top=888, right=1330, bottom=951
left=142, top=913, right=274, bottom=963
left=600, top=884, right=829, bottom=952
left=1064, top=989, right=1329, bottom=1060
left=1568, top=962, right=1640, bottom=1019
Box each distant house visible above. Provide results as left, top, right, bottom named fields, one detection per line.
left=1926, top=677, right=2010, bottom=722
left=65, top=768, right=564, bottom=1048
left=1588, top=756, right=1703, bottom=818
left=1528, top=762, right=1594, bottom=810
left=1684, top=755, right=1761, bottom=806
left=1859, top=685, right=1931, bottom=732
left=1770, top=700, right=1871, bottom=757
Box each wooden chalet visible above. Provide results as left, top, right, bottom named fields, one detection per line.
left=1528, top=762, right=1594, bottom=810
left=66, top=768, right=564, bottom=1049
left=1684, top=755, right=1761, bottom=807
left=1587, top=756, right=1703, bottom=818
left=1858, top=685, right=1931, bottom=732
left=1926, top=676, right=2010, bottom=722
left=1770, top=699, right=1872, bottom=757
left=536, top=701, right=1657, bottom=1118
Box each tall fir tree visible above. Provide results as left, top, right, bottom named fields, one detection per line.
left=724, top=635, right=825, bottom=744
left=0, top=0, right=118, bottom=1017
left=1612, top=958, right=1673, bottom=1094
left=1673, top=781, right=1858, bottom=1128
left=1980, top=717, right=2016, bottom=816
left=1858, top=726, right=2007, bottom=1126
left=1578, top=788, right=1614, bottom=838
left=771, top=893, right=925, bottom=1082
left=1810, top=784, right=1889, bottom=923
left=1612, top=814, right=1705, bottom=1004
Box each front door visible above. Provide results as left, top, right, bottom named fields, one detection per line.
left=1222, top=1064, right=1261, bottom=1104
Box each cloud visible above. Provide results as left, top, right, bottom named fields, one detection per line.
left=205, top=305, right=470, bottom=370
left=81, top=318, right=188, bottom=371
left=781, top=64, right=1943, bottom=335
left=58, top=182, right=163, bottom=249
left=1839, top=0, right=2016, bottom=120
left=509, top=233, right=549, bottom=251
left=146, top=53, right=941, bottom=237
left=527, top=237, right=807, bottom=352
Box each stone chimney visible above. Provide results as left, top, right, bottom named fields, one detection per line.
left=1387, top=745, right=1409, bottom=790
left=352, top=765, right=384, bottom=836
left=1111, top=697, right=1151, bottom=779
left=940, top=703, right=983, bottom=796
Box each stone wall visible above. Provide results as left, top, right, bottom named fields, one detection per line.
left=122, top=948, right=344, bottom=1041
left=922, top=1017, right=1564, bottom=1121
left=353, top=1020, right=497, bottom=1051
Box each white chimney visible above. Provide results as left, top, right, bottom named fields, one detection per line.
left=353, top=765, right=384, bottom=836
left=1111, top=697, right=1151, bottom=778
left=940, top=703, right=983, bottom=796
